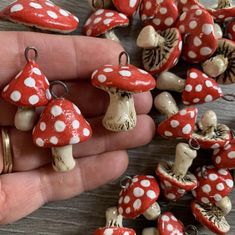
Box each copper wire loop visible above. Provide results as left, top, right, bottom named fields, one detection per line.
left=1, top=128, right=13, bottom=174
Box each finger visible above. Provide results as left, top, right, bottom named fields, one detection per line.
left=0, top=150, right=128, bottom=224
left=0, top=32, right=123, bottom=87
left=0, top=114, right=155, bottom=172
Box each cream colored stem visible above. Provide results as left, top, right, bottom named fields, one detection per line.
left=103, top=90, right=136, bottom=132
left=142, top=202, right=161, bottom=220
left=15, top=107, right=36, bottom=131
left=202, top=55, right=228, bottom=78
left=154, top=92, right=179, bottom=118
left=173, top=143, right=197, bottom=177
left=137, top=25, right=165, bottom=49
left=105, top=207, right=123, bottom=227
left=214, top=23, right=223, bottom=39
left=104, top=30, right=120, bottom=42
left=52, top=145, right=75, bottom=172
left=157, top=72, right=186, bottom=92
left=200, top=110, right=218, bottom=138
left=215, top=196, right=232, bottom=216
left=142, top=228, right=159, bottom=235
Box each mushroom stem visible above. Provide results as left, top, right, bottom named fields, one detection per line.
left=103, top=89, right=136, bottom=132
left=142, top=202, right=161, bottom=220
left=104, top=30, right=120, bottom=42
left=142, top=228, right=159, bottom=235
left=173, top=143, right=197, bottom=177
left=215, top=196, right=232, bottom=216
left=51, top=145, right=76, bottom=172
left=105, top=207, right=123, bottom=227
left=137, top=25, right=165, bottom=49
left=202, top=55, right=228, bottom=78
left=214, top=23, right=223, bottom=39
left=157, top=72, right=186, bottom=93
left=14, top=107, right=37, bottom=131
left=200, top=110, right=218, bottom=138
left=154, top=92, right=179, bottom=118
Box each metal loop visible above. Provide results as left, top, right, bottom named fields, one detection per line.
left=222, top=94, right=235, bottom=102
left=49, top=80, right=69, bottom=99
left=120, top=176, right=132, bottom=189
left=92, top=0, right=104, bottom=9
left=119, top=51, right=130, bottom=66
left=188, top=138, right=200, bottom=151
left=24, top=47, right=38, bottom=62
left=185, top=225, right=198, bottom=235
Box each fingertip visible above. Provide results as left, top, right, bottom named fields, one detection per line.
left=134, top=91, right=153, bottom=114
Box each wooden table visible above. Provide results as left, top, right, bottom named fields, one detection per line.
left=0, top=0, right=235, bottom=234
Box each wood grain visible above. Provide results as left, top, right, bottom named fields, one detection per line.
left=0, top=0, right=235, bottom=234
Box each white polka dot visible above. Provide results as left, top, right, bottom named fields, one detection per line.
left=200, top=47, right=212, bottom=56
left=103, top=18, right=113, bottom=25
left=3, top=85, right=9, bottom=92
left=213, top=148, right=220, bottom=155
left=189, top=20, right=197, bottom=29
left=129, top=0, right=137, bottom=7
left=179, top=25, right=185, bottom=33
left=47, top=10, right=58, bottom=19
left=170, top=120, right=179, bottom=128
left=218, top=169, right=228, bottom=176
left=59, top=9, right=69, bottom=16
left=224, top=144, right=231, bottom=150
left=10, top=91, right=21, bottom=102
left=46, top=89, right=51, bottom=100
left=185, top=84, right=192, bottom=92
left=182, top=124, right=192, bottom=135
left=202, top=24, right=214, bottom=35
left=233, top=25, right=235, bottom=32
left=190, top=72, right=198, bottom=79
left=160, top=7, right=167, bottom=14
left=98, top=74, right=107, bottom=83
left=103, top=68, right=113, bottom=73
left=161, top=215, right=170, bottom=222
left=72, top=120, right=80, bottom=129
left=36, top=138, right=44, bottom=147
left=193, top=98, right=200, bottom=103
left=104, top=228, right=114, bottom=235
left=211, top=143, right=220, bottom=149
left=10, top=4, right=23, bottom=12
left=45, top=1, right=54, bottom=7
left=153, top=18, right=161, bottom=26
left=29, top=95, right=39, bottom=105
left=164, top=131, right=173, bottom=137
left=119, top=70, right=131, bottom=77
left=51, top=105, right=62, bottom=117
left=202, top=184, right=211, bottom=193
left=118, top=197, right=123, bottom=204
left=228, top=151, right=235, bottom=159
left=167, top=224, right=173, bottom=232
left=141, top=14, right=147, bottom=20
left=105, top=12, right=114, bottom=17
left=124, top=196, right=130, bottom=204
left=119, top=13, right=127, bottom=19
left=95, top=9, right=104, bottom=15
left=83, top=128, right=90, bottom=136
left=167, top=193, right=176, bottom=200
left=140, top=180, right=150, bottom=187
left=214, top=194, right=222, bottom=201
left=40, top=122, right=46, bottom=131
left=138, top=69, right=148, bottom=74
left=179, top=12, right=187, bottom=21
left=70, top=136, right=80, bottom=144
left=193, top=37, right=202, bottom=47
left=125, top=207, right=131, bottom=214
left=145, top=1, right=152, bottom=10
left=201, top=197, right=209, bottom=204
left=188, top=51, right=197, bottom=58
left=85, top=18, right=92, bottom=26
left=209, top=173, right=218, bottom=181
left=133, top=187, right=144, bottom=197
left=32, top=67, right=42, bottom=75
left=133, top=199, right=142, bottom=209
left=215, top=156, right=221, bottom=164
left=205, top=80, right=213, bottom=87
left=86, top=29, right=92, bottom=36
left=146, top=190, right=157, bottom=199
left=205, top=95, right=213, bottom=102
left=29, top=2, right=42, bottom=9
left=180, top=109, right=187, bottom=115
left=226, top=179, right=233, bottom=188
left=50, top=136, right=58, bottom=145
left=195, top=9, right=202, bottom=15
left=216, top=183, right=225, bottom=191
left=195, top=84, right=202, bottom=92
left=164, top=17, right=174, bottom=26
left=54, top=120, right=66, bottom=132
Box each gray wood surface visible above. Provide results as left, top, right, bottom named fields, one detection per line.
left=0, top=0, right=235, bottom=234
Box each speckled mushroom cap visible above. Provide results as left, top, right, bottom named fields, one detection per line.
left=0, top=0, right=79, bottom=33
left=112, top=0, right=141, bottom=17
left=118, top=175, right=160, bottom=218
left=33, top=98, right=92, bottom=148
left=177, top=0, right=206, bottom=13
left=212, top=143, right=235, bottom=169
left=227, top=20, right=235, bottom=41
left=142, top=28, right=182, bottom=74
left=84, top=9, right=129, bottom=37
left=139, top=0, right=179, bottom=31
left=158, top=212, right=184, bottom=235
left=182, top=68, right=223, bottom=105
left=160, top=182, right=186, bottom=201
left=2, top=60, right=50, bottom=107
left=156, top=162, right=198, bottom=191
left=94, top=227, right=136, bottom=235
left=157, top=107, right=198, bottom=139
left=191, top=199, right=230, bottom=234
left=192, top=166, right=233, bottom=205
left=91, top=64, right=156, bottom=92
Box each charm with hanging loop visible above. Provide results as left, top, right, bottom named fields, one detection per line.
left=188, top=137, right=200, bottom=151
left=24, top=47, right=38, bottom=62
left=92, top=0, right=104, bottom=9
left=49, top=80, right=69, bottom=99
left=119, top=51, right=130, bottom=66
left=222, top=93, right=235, bottom=102
left=120, top=176, right=132, bottom=189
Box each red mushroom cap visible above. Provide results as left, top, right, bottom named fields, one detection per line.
left=84, top=9, right=129, bottom=37
left=157, top=107, right=198, bottom=139
left=2, top=60, right=50, bottom=107
left=208, top=6, right=235, bottom=23
left=182, top=68, right=223, bottom=105
left=139, top=0, right=179, bottom=31
left=192, top=166, right=233, bottom=204
left=91, top=64, right=156, bottom=92
left=176, top=0, right=206, bottom=14
left=0, top=0, right=79, bottom=33
left=112, top=0, right=141, bottom=17
left=191, top=199, right=230, bottom=234
left=158, top=212, right=184, bottom=235
left=33, top=98, right=92, bottom=148
left=118, top=175, right=160, bottom=219
left=177, top=8, right=218, bottom=63
left=94, top=227, right=136, bottom=235
left=227, top=20, right=235, bottom=42
left=212, top=143, right=235, bottom=169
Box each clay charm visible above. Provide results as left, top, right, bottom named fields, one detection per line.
left=32, top=81, right=92, bottom=172
left=2, top=47, right=50, bottom=131
left=91, top=51, right=155, bottom=132
left=227, top=20, right=235, bottom=41
left=112, top=0, right=141, bottom=17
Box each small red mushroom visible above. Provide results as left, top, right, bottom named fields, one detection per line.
left=154, top=92, right=198, bottom=139
left=94, top=207, right=136, bottom=235
left=137, top=26, right=182, bottom=74
left=192, top=110, right=232, bottom=149
left=112, top=0, right=141, bottom=17
left=160, top=184, right=186, bottom=202
left=118, top=175, right=161, bottom=220
left=0, top=0, right=79, bottom=33
left=2, top=47, right=50, bottom=131
left=156, top=68, right=223, bottom=105
left=227, top=20, right=235, bottom=41
left=176, top=0, right=206, bottom=13
left=33, top=97, right=92, bottom=172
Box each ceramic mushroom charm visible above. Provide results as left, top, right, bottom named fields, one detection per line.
left=137, top=25, right=182, bottom=74
left=156, top=143, right=198, bottom=201
left=191, top=165, right=233, bottom=234
left=156, top=68, right=223, bottom=105
left=118, top=175, right=161, bottom=220
left=112, top=0, right=141, bottom=17
left=2, top=47, right=50, bottom=131
left=192, top=110, right=232, bottom=149
left=227, top=20, right=235, bottom=41
left=0, top=0, right=79, bottom=33
left=177, top=8, right=218, bottom=63
left=94, top=207, right=136, bottom=235
left=202, top=38, right=235, bottom=84
left=32, top=82, right=92, bottom=172
left=91, top=51, right=156, bottom=132
left=154, top=92, right=198, bottom=139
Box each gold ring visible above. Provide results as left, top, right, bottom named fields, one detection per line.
left=1, top=128, right=13, bottom=174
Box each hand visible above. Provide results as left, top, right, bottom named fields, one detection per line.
left=0, top=32, right=155, bottom=224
